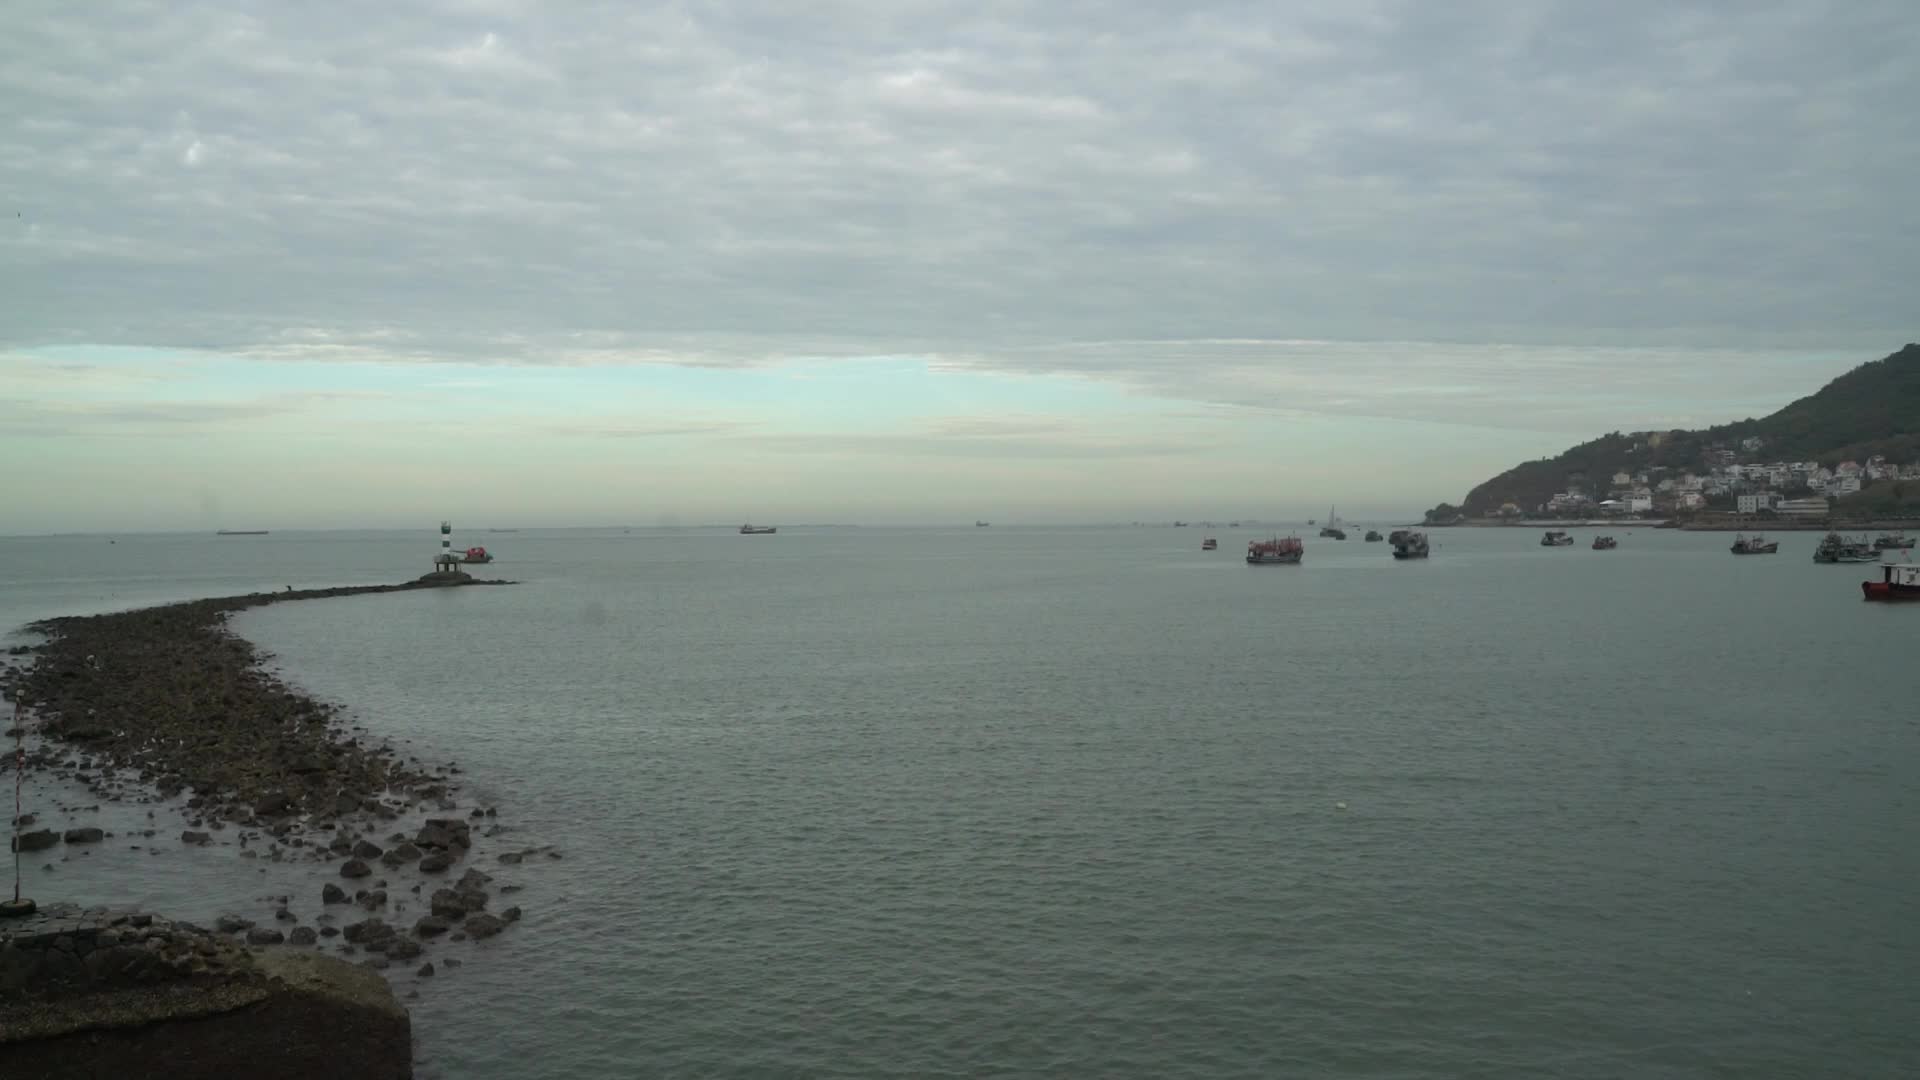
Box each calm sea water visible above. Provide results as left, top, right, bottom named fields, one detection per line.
left=4, top=526, right=1917, bottom=1078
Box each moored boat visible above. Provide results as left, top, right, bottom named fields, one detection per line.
left=1591, top=536, right=1617, bottom=550
left=1730, top=533, right=1778, bottom=554
left=1862, top=561, right=1920, bottom=601
left=1246, top=536, right=1304, bottom=564
left=1364, top=530, right=1383, bottom=542
left=458, top=546, right=493, bottom=564
left=1813, top=532, right=1875, bottom=563
left=1318, top=507, right=1346, bottom=540
left=1540, top=530, right=1574, bottom=547
left=1872, top=531, right=1914, bottom=551
left=740, top=524, right=777, bottom=535
left=1202, top=537, right=1217, bottom=551
left=1391, top=531, right=1429, bottom=559
left=1387, top=529, right=1411, bottom=546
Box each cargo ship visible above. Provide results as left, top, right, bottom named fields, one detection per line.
left=1862, top=562, right=1920, bottom=601
left=1246, top=536, right=1304, bottom=564
left=739, top=524, right=777, bottom=535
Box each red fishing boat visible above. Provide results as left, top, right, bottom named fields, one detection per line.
left=459, top=546, right=493, bottom=564
left=1862, top=562, right=1920, bottom=601
left=1246, top=536, right=1304, bottom=565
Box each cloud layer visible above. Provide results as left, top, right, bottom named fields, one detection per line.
left=3, top=0, right=1913, bottom=372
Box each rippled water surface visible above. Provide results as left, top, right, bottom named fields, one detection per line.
left=5, top=526, right=1918, bottom=1078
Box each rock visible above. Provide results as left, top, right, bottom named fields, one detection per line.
left=215, top=915, right=254, bottom=934
left=288, top=926, right=318, bottom=946
left=339, top=858, right=372, bottom=878
left=62, top=826, right=106, bottom=844
left=246, top=927, right=286, bottom=945
left=502, top=905, right=521, bottom=923
left=385, top=842, right=421, bottom=863
left=428, top=890, right=469, bottom=919
left=414, top=915, right=451, bottom=937
left=11, top=812, right=35, bottom=827
left=469, top=808, right=484, bottom=818
left=387, top=939, right=423, bottom=961
left=443, top=957, right=461, bottom=968
left=275, top=907, right=298, bottom=923
left=497, top=852, right=523, bottom=865
left=11, top=828, right=58, bottom=853
left=332, top=792, right=359, bottom=815
left=417, top=962, right=435, bottom=977
left=352, top=839, right=384, bottom=860
left=181, top=830, right=212, bottom=845
left=454, top=868, right=492, bottom=891
left=463, top=914, right=507, bottom=940
left=357, top=890, right=388, bottom=911
left=418, top=851, right=455, bottom=873
left=321, top=883, right=348, bottom=904
left=414, top=818, right=471, bottom=851
left=341, top=919, right=393, bottom=945
left=319, top=926, right=340, bottom=938
left=254, top=793, right=292, bottom=817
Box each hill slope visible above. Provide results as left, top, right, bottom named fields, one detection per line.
left=1432, top=343, right=1920, bottom=519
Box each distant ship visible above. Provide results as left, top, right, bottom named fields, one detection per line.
left=1730, top=533, right=1778, bottom=555
left=1391, top=531, right=1430, bottom=559
left=1873, top=532, right=1914, bottom=551
left=1814, top=532, right=1876, bottom=563
left=1202, top=537, right=1218, bottom=550
left=976, top=521, right=990, bottom=527
left=1246, top=536, right=1304, bottom=564
left=740, top=524, right=777, bottom=535
left=1318, top=507, right=1346, bottom=540
left=1364, top=530, right=1383, bottom=542
left=1541, top=530, right=1575, bottom=547
left=1591, top=536, right=1618, bottom=550
left=215, top=530, right=269, bottom=536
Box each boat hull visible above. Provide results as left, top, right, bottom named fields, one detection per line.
left=1246, top=553, right=1303, bottom=565
left=1391, top=550, right=1428, bottom=559
left=1863, top=582, right=1920, bottom=601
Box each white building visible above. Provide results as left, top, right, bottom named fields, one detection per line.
left=1679, top=491, right=1707, bottom=510
left=1736, top=493, right=1775, bottom=514
left=1776, top=497, right=1831, bottom=519
left=1827, top=475, right=1862, bottom=496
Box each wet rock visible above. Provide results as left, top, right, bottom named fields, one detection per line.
left=414, top=915, right=451, bottom=937
left=246, top=927, right=286, bottom=945
left=319, top=926, right=340, bottom=938
left=387, top=939, right=423, bottom=961
left=497, top=852, right=523, bottom=865
left=321, top=882, right=348, bottom=904
left=62, top=826, right=106, bottom=844
left=274, top=907, right=298, bottom=923
left=502, top=905, right=522, bottom=922
left=429, top=890, right=471, bottom=919
left=332, top=792, right=360, bottom=815
left=288, top=926, right=318, bottom=946
left=443, top=957, right=461, bottom=969
left=417, top=962, right=435, bottom=977
left=463, top=914, right=507, bottom=940
left=341, top=918, right=393, bottom=945
left=11, top=813, right=36, bottom=827
left=181, top=830, right=212, bottom=845
left=418, top=851, right=455, bottom=873
left=11, top=828, right=58, bottom=853
left=352, top=839, right=384, bottom=860
left=357, top=890, right=388, bottom=911
left=455, top=868, right=491, bottom=891
left=339, top=858, right=372, bottom=878
left=414, top=818, right=471, bottom=851
left=215, top=915, right=254, bottom=934
left=254, top=793, right=292, bottom=817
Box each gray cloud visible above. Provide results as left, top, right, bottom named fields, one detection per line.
left=1, top=0, right=1913, bottom=404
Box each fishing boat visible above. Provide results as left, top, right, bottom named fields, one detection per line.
left=1813, top=532, right=1876, bottom=563
left=1201, top=537, right=1217, bottom=550
left=1391, top=531, right=1429, bottom=559
left=1591, top=536, right=1617, bottom=550
left=1540, top=530, right=1574, bottom=547
left=458, top=546, right=493, bottom=564
left=1364, top=530, right=1383, bottom=542
left=1318, top=507, right=1346, bottom=540
left=1246, top=536, right=1304, bottom=565
left=739, top=524, right=777, bottom=535
left=1730, top=533, right=1778, bottom=555
left=1173, top=521, right=1189, bottom=528
left=1387, top=529, right=1411, bottom=546
left=1862, top=561, right=1920, bottom=601
left=1872, top=532, right=1914, bottom=551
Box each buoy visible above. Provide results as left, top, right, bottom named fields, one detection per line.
left=1335, top=801, right=1348, bottom=811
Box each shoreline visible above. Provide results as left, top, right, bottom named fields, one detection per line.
left=3, top=574, right=541, bottom=1019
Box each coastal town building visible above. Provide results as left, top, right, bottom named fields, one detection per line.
left=1776, top=497, right=1831, bottom=519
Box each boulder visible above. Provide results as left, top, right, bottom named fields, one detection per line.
left=63, top=826, right=105, bottom=844
left=413, top=818, right=470, bottom=851
left=463, top=914, right=507, bottom=940
left=321, top=883, right=348, bottom=904
left=417, top=962, right=435, bottom=977
left=339, top=858, right=372, bottom=879
left=386, top=939, right=423, bottom=961
left=356, top=890, right=388, bottom=911
left=417, top=852, right=454, bottom=873
left=215, top=915, right=254, bottom=934
left=181, top=830, right=212, bottom=845
left=254, top=793, right=292, bottom=817
left=246, top=927, right=286, bottom=945
left=288, top=926, right=318, bottom=946
left=11, top=829, right=58, bottom=853
left=352, top=839, right=384, bottom=860
left=413, top=915, right=450, bottom=938
left=341, top=919, right=393, bottom=945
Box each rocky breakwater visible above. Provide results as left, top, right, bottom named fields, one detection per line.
left=6, top=576, right=509, bottom=828
left=1, top=903, right=412, bottom=1078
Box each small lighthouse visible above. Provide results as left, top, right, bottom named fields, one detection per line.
left=434, top=520, right=460, bottom=573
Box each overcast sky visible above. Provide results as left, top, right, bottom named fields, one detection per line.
left=2, top=1, right=1914, bottom=531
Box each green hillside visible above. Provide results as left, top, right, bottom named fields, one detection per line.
left=1431, top=343, right=1920, bottom=519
